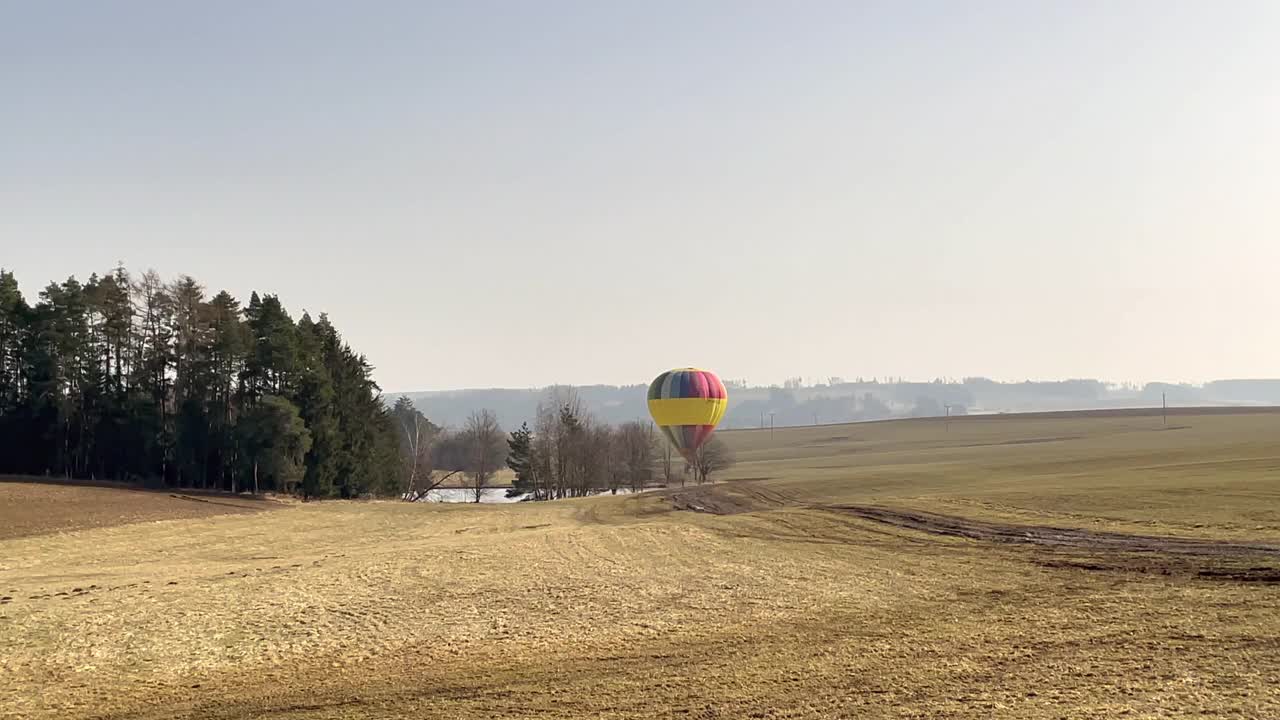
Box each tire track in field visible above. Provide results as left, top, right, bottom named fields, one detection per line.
left=822, top=505, right=1280, bottom=583
left=825, top=505, right=1280, bottom=558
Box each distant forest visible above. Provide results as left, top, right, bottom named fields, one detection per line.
left=398, top=376, right=1280, bottom=433
left=0, top=266, right=400, bottom=497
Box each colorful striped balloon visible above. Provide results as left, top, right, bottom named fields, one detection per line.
left=647, top=368, right=728, bottom=462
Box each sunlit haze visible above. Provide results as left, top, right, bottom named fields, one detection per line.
left=5, top=1, right=1279, bottom=391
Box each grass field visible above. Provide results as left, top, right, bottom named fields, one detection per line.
left=3, top=409, right=1279, bottom=718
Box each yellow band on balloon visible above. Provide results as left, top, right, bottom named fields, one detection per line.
left=647, top=397, right=728, bottom=427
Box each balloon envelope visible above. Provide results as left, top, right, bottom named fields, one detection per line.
left=647, top=368, right=728, bottom=461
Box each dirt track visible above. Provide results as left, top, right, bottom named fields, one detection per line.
left=663, top=483, right=792, bottom=515
left=827, top=504, right=1280, bottom=559
left=827, top=504, right=1280, bottom=583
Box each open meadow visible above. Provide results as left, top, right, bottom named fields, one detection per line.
left=3, top=409, right=1279, bottom=719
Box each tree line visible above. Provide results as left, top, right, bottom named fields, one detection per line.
left=390, top=387, right=736, bottom=503
left=0, top=266, right=400, bottom=497
left=0, top=266, right=736, bottom=502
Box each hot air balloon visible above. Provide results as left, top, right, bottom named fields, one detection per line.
left=647, top=368, right=728, bottom=462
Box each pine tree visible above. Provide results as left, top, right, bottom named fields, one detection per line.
left=169, top=276, right=213, bottom=487
left=243, top=293, right=298, bottom=398
left=506, top=422, right=535, bottom=499
left=0, top=270, right=26, bottom=409
left=207, top=291, right=246, bottom=491
left=294, top=313, right=339, bottom=499
left=0, top=271, right=35, bottom=472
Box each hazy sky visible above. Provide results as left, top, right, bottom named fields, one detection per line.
left=4, top=1, right=1280, bottom=391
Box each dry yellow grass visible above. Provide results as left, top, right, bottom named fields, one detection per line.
left=2, top=409, right=1279, bottom=719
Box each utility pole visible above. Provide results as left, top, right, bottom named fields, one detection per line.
left=944, top=404, right=951, bottom=432
left=769, top=412, right=775, bottom=438
left=1162, top=392, right=1167, bottom=427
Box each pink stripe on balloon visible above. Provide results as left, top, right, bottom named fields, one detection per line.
left=710, top=373, right=726, bottom=399
left=690, top=371, right=710, bottom=399
left=689, top=424, right=708, bottom=448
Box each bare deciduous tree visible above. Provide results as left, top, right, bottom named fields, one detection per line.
left=691, top=436, right=734, bottom=484
left=658, top=434, right=676, bottom=487
left=402, top=412, right=433, bottom=496
left=531, top=401, right=558, bottom=499
left=531, top=387, right=603, bottom=499
left=618, top=421, right=655, bottom=493
left=463, top=409, right=504, bottom=503
left=392, top=397, right=463, bottom=501
left=599, top=425, right=625, bottom=495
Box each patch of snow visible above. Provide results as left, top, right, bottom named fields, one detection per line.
left=416, top=488, right=525, bottom=504
left=406, top=486, right=656, bottom=504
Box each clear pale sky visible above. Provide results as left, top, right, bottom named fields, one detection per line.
left=4, top=1, right=1279, bottom=391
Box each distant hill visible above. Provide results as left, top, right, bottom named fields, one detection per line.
left=387, top=378, right=1279, bottom=430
